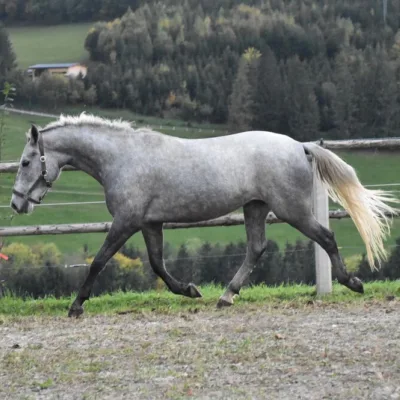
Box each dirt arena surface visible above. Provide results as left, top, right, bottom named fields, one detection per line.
left=0, top=302, right=399, bottom=400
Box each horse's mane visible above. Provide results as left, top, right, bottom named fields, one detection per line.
left=40, top=113, right=134, bottom=133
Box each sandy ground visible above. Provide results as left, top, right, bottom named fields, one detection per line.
left=0, top=301, right=399, bottom=400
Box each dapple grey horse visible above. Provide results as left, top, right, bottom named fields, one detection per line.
left=10, top=114, right=397, bottom=317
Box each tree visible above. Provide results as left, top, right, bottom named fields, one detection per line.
left=281, top=56, right=320, bottom=141
left=332, top=51, right=359, bottom=138
left=380, top=238, right=400, bottom=280
left=2, top=242, right=38, bottom=269
left=0, top=81, right=15, bottom=162
left=252, top=46, right=284, bottom=132
left=291, top=240, right=315, bottom=284
left=197, top=242, right=215, bottom=283
left=0, top=24, right=16, bottom=83
left=172, top=244, right=195, bottom=283
left=250, top=240, right=282, bottom=285
left=217, top=242, right=247, bottom=286
left=353, top=46, right=399, bottom=138
left=83, top=85, right=98, bottom=106
left=35, top=74, right=68, bottom=110
left=228, top=47, right=261, bottom=132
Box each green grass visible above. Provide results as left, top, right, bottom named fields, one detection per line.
left=0, top=281, right=399, bottom=317
left=1, top=111, right=400, bottom=259
left=7, top=23, right=93, bottom=69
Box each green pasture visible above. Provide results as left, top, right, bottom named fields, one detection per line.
left=1, top=111, right=400, bottom=260
left=7, top=23, right=93, bottom=69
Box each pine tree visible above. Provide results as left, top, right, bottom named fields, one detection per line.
left=172, top=244, right=195, bottom=283
left=380, top=238, right=400, bottom=280
left=215, top=242, right=245, bottom=286
left=332, top=51, right=358, bottom=138
left=252, top=46, right=284, bottom=132
left=355, top=46, right=398, bottom=137
left=228, top=47, right=261, bottom=132
left=292, top=240, right=315, bottom=284
left=197, top=242, right=214, bottom=284
left=0, top=24, right=16, bottom=82
left=281, top=56, right=320, bottom=141
left=250, top=240, right=282, bottom=286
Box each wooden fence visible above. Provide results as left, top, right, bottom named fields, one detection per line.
left=1, top=137, right=400, bottom=295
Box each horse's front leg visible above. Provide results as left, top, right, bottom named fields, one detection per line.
left=142, top=223, right=202, bottom=298
left=68, top=219, right=139, bottom=317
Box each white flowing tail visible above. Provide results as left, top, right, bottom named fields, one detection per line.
left=304, top=143, right=399, bottom=270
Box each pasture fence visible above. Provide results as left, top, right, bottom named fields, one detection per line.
left=1, top=137, right=400, bottom=295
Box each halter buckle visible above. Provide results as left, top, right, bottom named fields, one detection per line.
left=40, top=155, right=46, bottom=163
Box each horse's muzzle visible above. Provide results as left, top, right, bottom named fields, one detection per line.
left=10, top=194, right=31, bottom=214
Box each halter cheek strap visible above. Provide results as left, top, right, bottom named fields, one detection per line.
left=12, top=134, right=52, bottom=205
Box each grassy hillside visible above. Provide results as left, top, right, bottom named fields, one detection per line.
left=7, top=23, right=92, bottom=69
left=1, top=111, right=400, bottom=260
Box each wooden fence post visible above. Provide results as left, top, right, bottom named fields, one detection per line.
left=313, top=166, right=332, bottom=295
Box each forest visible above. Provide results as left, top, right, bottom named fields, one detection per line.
left=0, top=0, right=400, bottom=140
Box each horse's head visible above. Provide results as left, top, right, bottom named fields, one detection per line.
left=10, top=125, right=60, bottom=214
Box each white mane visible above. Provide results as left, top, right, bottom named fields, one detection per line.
left=42, top=113, right=133, bottom=132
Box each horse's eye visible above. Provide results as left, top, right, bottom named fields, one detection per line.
left=22, top=160, right=30, bottom=167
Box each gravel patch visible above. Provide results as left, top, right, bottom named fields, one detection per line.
left=0, top=302, right=399, bottom=400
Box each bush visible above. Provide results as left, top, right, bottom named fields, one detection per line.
left=1, top=237, right=400, bottom=299
left=2, top=243, right=38, bottom=268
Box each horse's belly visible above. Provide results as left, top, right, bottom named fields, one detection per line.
left=143, top=188, right=252, bottom=223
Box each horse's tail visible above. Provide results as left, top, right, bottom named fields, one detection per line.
left=303, top=142, right=399, bottom=270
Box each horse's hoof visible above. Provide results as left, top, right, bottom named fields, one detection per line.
left=68, top=305, right=84, bottom=318
left=346, top=276, right=364, bottom=294
left=187, top=283, right=202, bottom=298
left=216, top=296, right=234, bottom=308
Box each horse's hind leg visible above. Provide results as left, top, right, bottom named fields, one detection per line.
left=142, top=223, right=202, bottom=298
left=283, top=212, right=364, bottom=293
left=217, top=200, right=269, bottom=308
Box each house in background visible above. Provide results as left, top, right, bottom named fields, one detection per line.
left=27, top=63, right=87, bottom=81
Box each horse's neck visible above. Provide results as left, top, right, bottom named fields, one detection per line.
left=48, top=126, right=119, bottom=186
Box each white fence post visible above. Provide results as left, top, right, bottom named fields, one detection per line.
left=313, top=166, right=332, bottom=295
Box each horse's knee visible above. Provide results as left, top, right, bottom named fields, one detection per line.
left=250, top=240, right=268, bottom=257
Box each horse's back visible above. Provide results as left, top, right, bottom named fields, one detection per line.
left=187, top=130, right=311, bottom=178
left=175, top=130, right=313, bottom=210
left=115, top=129, right=314, bottom=222
left=191, top=130, right=306, bottom=165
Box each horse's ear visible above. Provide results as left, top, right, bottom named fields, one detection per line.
left=30, top=124, right=39, bottom=144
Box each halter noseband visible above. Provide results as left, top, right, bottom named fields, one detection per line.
left=12, top=134, right=52, bottom=205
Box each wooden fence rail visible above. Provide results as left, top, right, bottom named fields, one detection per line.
left=0, top=209, right=362, bottom=237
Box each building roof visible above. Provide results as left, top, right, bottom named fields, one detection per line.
left=28, top=63, right=80, bottom=69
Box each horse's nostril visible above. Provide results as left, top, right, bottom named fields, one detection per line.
left=11, top=202, right=18, bottom=212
